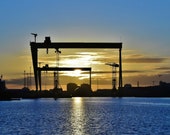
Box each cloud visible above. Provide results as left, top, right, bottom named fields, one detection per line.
left=124, top=58, right=166, bottom=63
left=90, top=70, right=143, bottom=74
left=6, top=78, right=24, bottom=86
left=123, top=70, right=144, bottom=73
left=155, top=67, right=170, bottom=70
left=123, top=54, right=167, bottom=63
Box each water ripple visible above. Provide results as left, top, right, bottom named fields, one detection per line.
left=0, top=98, right=169, bottom=135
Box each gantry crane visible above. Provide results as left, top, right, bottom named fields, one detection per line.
left=30, top=37, right=122, bottom=91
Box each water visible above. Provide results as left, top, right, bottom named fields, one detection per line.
left=0, top=97, right=169, bottom=135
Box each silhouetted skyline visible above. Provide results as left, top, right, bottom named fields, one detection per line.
left=0, top=0, right=170, bottom=89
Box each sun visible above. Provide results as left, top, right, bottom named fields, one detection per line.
left=61, top=69, right=82, bottom=77
left=73, top=69, right=82, bottom=77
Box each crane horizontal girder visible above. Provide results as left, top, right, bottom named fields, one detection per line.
left=37, top=67, right=91, bottom=71
left=30, top=42, right=122, bottom=49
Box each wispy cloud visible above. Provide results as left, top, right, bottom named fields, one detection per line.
left=155, top=67, right=170, bottom=70
left=124, top=57, right=166, bottom=63
left=123, top=54, right=167, bottom=63
left=6, top=78, right=24, bottom=86
left=89, top=70, right=144, bottom=74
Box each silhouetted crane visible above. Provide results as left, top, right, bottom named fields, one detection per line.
left=54, top=48, right=62, bottom=90
left=31, top=33, right=38, bottom=42
left=105, top=62, right=119, bottom=90
left=38, top=62, right=44, bottom=68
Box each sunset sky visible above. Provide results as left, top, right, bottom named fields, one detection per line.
left=0, top=0, right=170, bottom=90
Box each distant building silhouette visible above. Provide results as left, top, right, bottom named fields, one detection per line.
left=67, top=83, right=78, bottom=95
left=0, top=79, right=6, bottom=91
left=73, top=83, right=92, bottom=97
left=124, top=84, right=132, bottom=88
left=159, top=81, right=170, bottom=87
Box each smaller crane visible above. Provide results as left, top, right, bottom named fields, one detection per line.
left=38, top=62, right=44, bottom=68
left=54, top=48, right=62, bottom=91
left=105, top=62, right=119, bottom=90
left=31, top=33, right=38, bottom=42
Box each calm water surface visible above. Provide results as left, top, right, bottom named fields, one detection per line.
left=0, top=97, right=169, bottom=135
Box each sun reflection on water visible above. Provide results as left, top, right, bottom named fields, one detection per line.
left=73, top=97, right=82, bottom=104
left=71, top=97, right=86, bottom=135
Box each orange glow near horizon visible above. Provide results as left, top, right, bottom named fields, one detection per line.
left=3, top=47, right=170, bottom=90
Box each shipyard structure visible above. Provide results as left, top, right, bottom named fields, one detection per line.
left=30, top=36, right=123, bottom=92
left=0, top=36, right=123, bottom=99
left=1, top=36, right=170, bottom=99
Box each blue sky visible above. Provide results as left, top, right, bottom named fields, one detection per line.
left=1, top=0, right=170, bottom=52
left=0, top=0, right=170, bottom=89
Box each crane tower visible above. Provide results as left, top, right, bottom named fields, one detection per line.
left=105, top=62, right=119, bottom=90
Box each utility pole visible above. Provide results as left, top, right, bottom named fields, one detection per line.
left=24, top=70, right=26, bottom=88
left=30, top=66, right=32, bottom=89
